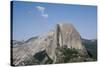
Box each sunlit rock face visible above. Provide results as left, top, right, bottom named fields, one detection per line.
left=56, top=23, right=86, bottom=50
left=12, top=23, right=88, bottom=66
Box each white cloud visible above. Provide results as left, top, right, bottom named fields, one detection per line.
left=42, top=14, right=48, bottom=18
left=36, top=6, right=45, bottom=12
left=36, top=6, right=48, bottom=18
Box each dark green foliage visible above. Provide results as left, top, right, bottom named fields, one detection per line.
left=23, top=51, right=46, bottom=65
left=34, top=50, right=46, bottom=62
left=82, top=39, right=97, bottom=60
left=56, top=48, right=80, bottom=63
left=62, top=48, right=79, bottom=62
left=23, top=50, right=53, bottom=65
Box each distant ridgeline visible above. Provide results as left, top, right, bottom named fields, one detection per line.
left=81, top=39, right=97, bottom=60
left=11, top=23, right=97, bottom=66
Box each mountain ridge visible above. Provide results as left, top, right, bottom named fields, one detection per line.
left=12, top=23, right=96, bottom=66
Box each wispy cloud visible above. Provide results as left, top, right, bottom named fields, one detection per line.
left=42, top=14, right=48, bottom=18
left=36, top=6, right=48, bottom=18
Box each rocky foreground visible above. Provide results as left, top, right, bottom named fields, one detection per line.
left=11, top=23, right=95, bottom=66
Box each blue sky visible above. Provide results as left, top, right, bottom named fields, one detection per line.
left=12, top=1, right=97, bottom=41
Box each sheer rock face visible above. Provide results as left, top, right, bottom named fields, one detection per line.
left=12, top=23, right=88, bottom=66
left=57, top=23, right=86, bottom=50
